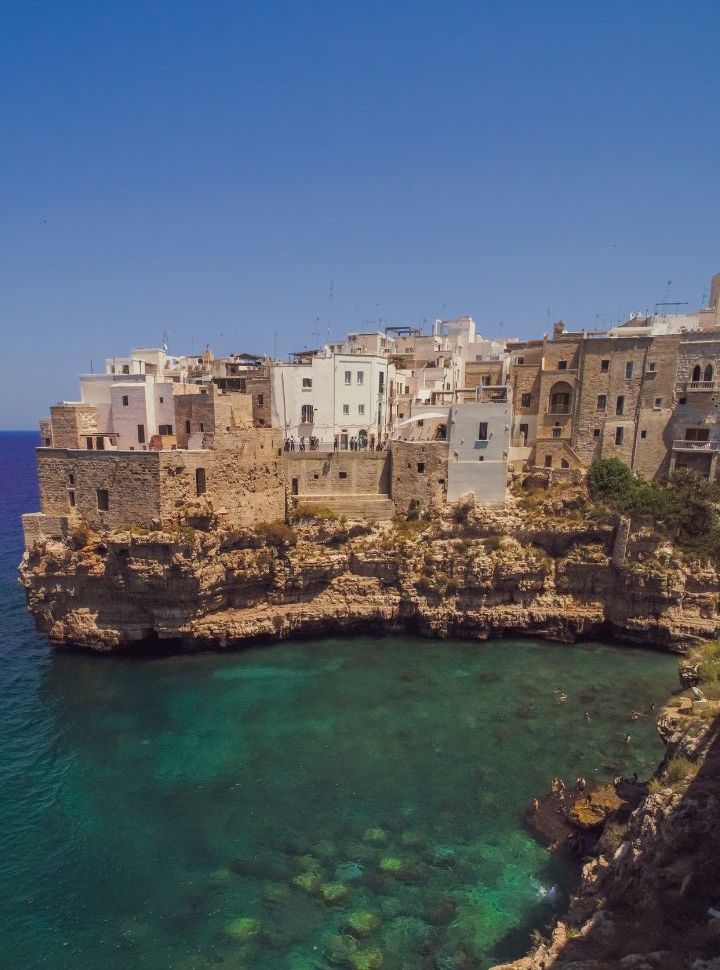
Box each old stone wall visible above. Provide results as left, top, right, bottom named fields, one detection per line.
left=50, top=404, right=99, bottom=449
left=245, top=376, right=272, bottom=427
left=158, top=448, right=286, bottom=528
left=390, top=440, right=448, bottom=512
left=284, top=452, right=391, bottom=498
left=37, top=449, right=162, bottom=530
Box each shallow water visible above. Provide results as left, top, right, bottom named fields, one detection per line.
left=0, top=433, right=679, bottom=970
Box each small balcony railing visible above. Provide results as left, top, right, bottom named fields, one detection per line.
left=672, top=439, right=718, bottom=452
left=686, top=381, right=720, bottom=392
left=545, top=407, right=572, bottom=416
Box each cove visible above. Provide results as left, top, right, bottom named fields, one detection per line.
left=1, top=635, right=677, bottom=970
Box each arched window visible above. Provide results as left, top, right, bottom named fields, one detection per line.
left=548, top=381, right=572, bottom=414
left=704, top=364, right=714, bottom=382
left=692, top=364, right=702, bottom=382
left=561, top=459, right=570, bottom=469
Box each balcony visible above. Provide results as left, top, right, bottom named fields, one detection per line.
left=685, top=381, right=720, bottom=392
left=478, top=385, right=509, bottom=403
left=672, top=439, right=718, bottom=452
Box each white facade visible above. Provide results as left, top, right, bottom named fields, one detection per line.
left=270, top=352, right=396, bottom=448
left=447, top=396, right=511, bottom=505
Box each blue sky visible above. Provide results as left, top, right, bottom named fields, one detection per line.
left=2, top=0, right=719, bottom=428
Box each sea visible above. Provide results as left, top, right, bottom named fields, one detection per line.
left=0, top=430, right=678, bottom=970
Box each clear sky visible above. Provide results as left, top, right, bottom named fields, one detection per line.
left=2, top=0, right=719, bottom=428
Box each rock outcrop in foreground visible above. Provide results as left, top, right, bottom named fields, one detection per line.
left=19, top=492, right=720, bottom=652
left=491, top=650, right=720, bottom=970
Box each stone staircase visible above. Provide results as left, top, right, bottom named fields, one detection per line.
left=293, top=493, right=395, bottom=521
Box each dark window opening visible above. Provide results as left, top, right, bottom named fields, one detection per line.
left=544, top=455, right=552, bottom=468
left=704, top=364, right=714, bottom=382
left=158, top=424, right=173, bottom=435
left=685, top=428, right=710, bottom=442
left=615, top=427, right=624, bottom=446
left=597, top=395, right=607, bottom=410
left=185, top=421, right=191, bottom=434
left=616, top=396, right=625, bottom=416
left=521, top=393, right=531, bottom=407
left=137, top=425, right=145, bottom=444
left=552, top=427, right=561, bottom=438
left=558, top=360, right=567, bottom=370
left=640, top=430, right=647, bottom=439
left=519, top=423, right=529, bottom=441
left=96, top=489, right=109, bottom=511
left=122, top=395, right=129, bottom=406
left=195, top=467, right=206, bottom=496
left=601, top=359, right=609, bottom=372
left=291, top=477, right=299, bottom=496
left=692, top=364, right=702, bottom=382
left=625, top=362, right=634, bottom=379
left=68, top=473, right=75, bottom=485
left=593, top=428, right=600, bottom=438
left=86, top=437, right=93, bottom=449
left=68, top=490, right=76, bottom=507
left=96, top=436, right=104, bottom=450
left=679, top=396, right=687, bottom=405
left=478, top=422, right=488, bottom=441
left=199, top=422, right=204, bottom=432
left=339, top=471, right=348, bottom=479
left=257, top=394, right=264, bottom=406
left=417, top=462, right=425, bottom=473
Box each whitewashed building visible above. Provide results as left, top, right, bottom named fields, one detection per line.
left=270, top=351, right=396, bottom=449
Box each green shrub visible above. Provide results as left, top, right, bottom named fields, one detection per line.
left=453, top=501, right=473, bottom=525
left=664, top=756, right=696, bottom=788
left=257, top=521, right=297, bottom=546
left=587, top=458, right=636, bottom=505
left=688, top=640, right=720, bottom=684
left=293, top=504, right=338, bottom=521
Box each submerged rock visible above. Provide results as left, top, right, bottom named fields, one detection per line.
left=319, top=881, right=349, bottom=904
left=346, top=910, right=382, bottom=937
left=292, top=871, right=321, bottom=894
left=349, top=947, right=384, bottom=969
left=225, top=916, right=262, bottom=941
left=363, top=827, right=387, bottom=844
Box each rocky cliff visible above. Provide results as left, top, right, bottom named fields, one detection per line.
left=19, top=495, right=720, bottom=652
left=490, top=650, right=720, bottom=970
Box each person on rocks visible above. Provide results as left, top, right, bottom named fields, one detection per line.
left=299, top=436, right=306, bottom=452
left=576, top=776, right=586, bottom=792
left=531, top=797, right=540, bottom=813
left=624, top=732, right=632, bottom=745
left=333, top=434, right=339, bottom=451
left=584, top=711, right=592, bottom=723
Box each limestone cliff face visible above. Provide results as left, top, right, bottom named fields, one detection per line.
left=490, top=690, right=720, bottom=970
left=18, top=502, right=720, bottom=652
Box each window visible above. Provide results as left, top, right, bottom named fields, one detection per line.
left=640, top=430, right=647, bottom=439
left=552, top=427, right=561, bottom=438
left=68, top=473, right=75, bottom=485
left=86, top=437, right=93, bottom=450
left=704, top=364, right=714, bottom=382
left=519, top=423, right=529, bottom=441
left=96, top=489, right=109, bottom=511
left=601, top=359, right=609, bottom=372
left=616, top=395, right=625, bottom=415
left=357, top=371, right=364, bottom=385
left=159, top=424, right=173, bottom=435
left=378, top=373, right=385, bottom=393
left=195, top=468, right=206, bottom=496
left=514, top=356, right=525, bottom=365
left=417, top=462, right=425, bottom=473
left=647, top=362, right=656, bottom=373
left=521, top=393, right=531, bottom=407
left=302, top=377, right=312, bottom=389
left=654, top=398, right=662, bottom=410
left=122, top=395, right=129, bottom=406
left=685, top=428, right=710, bottom=442
left=679, top=396, right=687, bottom=405
left=185, top=421, right=192, bottom=434
left=478, top=422, right=488, bottom=441
left=122, top=365, right=130, bottom=374
left=199, top=422, right=205, bottom=432
left=417, top=420, right=424, bottom=427
left=625, top=362, right=634, bottom=379
left=544, top=455, right=553, bottom=468
left=692, top=364, right=702, bottom=382
left=257, top=394, right=264, bottom=406
left=159, top=396, right=164, bottom=403
left=558, top=360, right=568, bottom=370
left=338, top=471, right=348, bottom=479
left=478, top=456, right=484, bottom=462
left=137, top=425, right=145, bottom=444
left=342, top=404, right=350, bottom=415
left=593, top=428, right=600, bottom=438
left=344, top=370, right=351, bottom=385
left=68, top=490, right=76, bottom=507
left=301, top=404, right=314, bottom=422
left=358, top=404, right=365, bottom=415
left=615, top=427, right=624, bottom=446
left=96, top=436, right=104, bottom=450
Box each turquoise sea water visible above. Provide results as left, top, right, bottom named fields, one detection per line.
left=0, top=433, right=679, bottom=970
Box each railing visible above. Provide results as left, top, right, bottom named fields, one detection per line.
left=672, top=439, right=718, bottom=452
left=686, top=381, right=720, bottom=391
left=545, top=408, right=572, bottom=415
